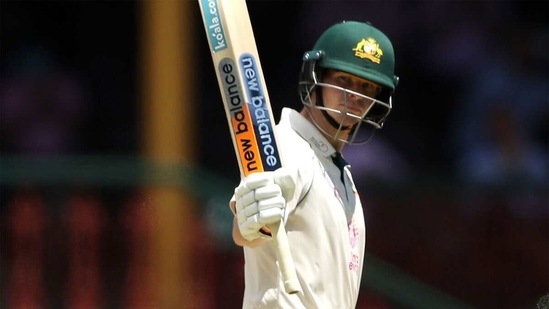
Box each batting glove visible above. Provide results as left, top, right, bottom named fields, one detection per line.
left=234, top=168, right=295, bottom=242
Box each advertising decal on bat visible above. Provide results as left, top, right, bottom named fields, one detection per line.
left=239, top=54, right=281, bottom=172
left=202, top=0, right=226, bottom=51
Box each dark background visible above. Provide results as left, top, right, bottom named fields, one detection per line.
left=1, top=1, right=547, bottom=308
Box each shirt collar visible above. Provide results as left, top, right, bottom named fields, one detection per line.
left=281, top=107, right=337, bottom=159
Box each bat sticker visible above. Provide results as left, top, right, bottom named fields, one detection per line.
left=201, top=0, right=227, bottom=52
left=219, top=57, right=263, bottom=174
left=239, top=54, right=281, bottom=172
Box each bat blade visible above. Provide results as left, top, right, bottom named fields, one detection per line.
left=197, top=0, right=301, bottom=294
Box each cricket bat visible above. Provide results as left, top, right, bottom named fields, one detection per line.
left=197, top=0, right=301, bottom=294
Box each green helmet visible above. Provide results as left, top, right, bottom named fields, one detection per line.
left=310, top=20, right=398, bottom=90
left=298, top=21, right=399, bottom=144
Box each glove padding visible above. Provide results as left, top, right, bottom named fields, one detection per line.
left=234, top=168, right=295, bottom=241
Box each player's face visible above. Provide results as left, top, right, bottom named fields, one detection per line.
left=320, top=70, right=382, bottom=127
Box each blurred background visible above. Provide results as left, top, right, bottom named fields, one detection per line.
left=0, top=0, right=547, bottom=308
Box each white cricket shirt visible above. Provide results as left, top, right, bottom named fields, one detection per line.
left=238, top=108, right=366, bottom=309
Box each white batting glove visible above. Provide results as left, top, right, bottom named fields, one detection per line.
left=234, top=168, right=295, bottom=242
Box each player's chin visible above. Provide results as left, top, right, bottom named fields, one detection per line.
left=343, top=120, right=361, bottom=129
left=336, top=111, right=363, bottom=125
left=333, top=117, right=361, bottom=129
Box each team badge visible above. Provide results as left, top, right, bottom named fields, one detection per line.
left=352, top=38, right=383, bottom=64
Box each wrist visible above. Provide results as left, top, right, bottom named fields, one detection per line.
left=259, top=227, right=272, bottom=237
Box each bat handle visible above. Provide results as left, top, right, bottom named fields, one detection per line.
left=269, top=220, right=301, bottom=294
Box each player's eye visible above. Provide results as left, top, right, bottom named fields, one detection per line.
left=361, top=83, right=382, bottom=97
left=336, top=75, right=351, bottom=86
